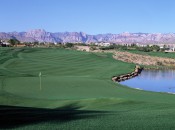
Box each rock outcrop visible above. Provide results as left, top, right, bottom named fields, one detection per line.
left=112, top=65, right=143, bottom=82
left=25, top=29, right=56, bottom=43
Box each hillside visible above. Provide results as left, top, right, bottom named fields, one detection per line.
left=1, top=29, right=175, bottom=44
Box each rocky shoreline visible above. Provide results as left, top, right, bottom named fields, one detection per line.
left=112, top=65, right=143, bottom=82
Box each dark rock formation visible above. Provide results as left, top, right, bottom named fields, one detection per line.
left=112, top=65, right=143, bottom=82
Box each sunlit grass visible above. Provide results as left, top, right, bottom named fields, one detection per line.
left=0, top=47, right=175, bottom=129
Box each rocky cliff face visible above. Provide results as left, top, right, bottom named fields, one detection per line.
left=25, top=29, right=55, bottom=42
left=0, top=29, right=175, bottom=44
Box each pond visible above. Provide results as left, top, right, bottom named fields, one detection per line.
left=120, top=70, right=175, bottom=93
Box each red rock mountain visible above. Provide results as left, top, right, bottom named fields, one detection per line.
left=0, top=29, right=175, bottom=44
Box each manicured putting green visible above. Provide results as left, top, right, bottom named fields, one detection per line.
left=0, top=48, right=134, bottom=101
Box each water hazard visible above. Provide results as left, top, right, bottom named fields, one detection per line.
left=120, top=70, right=175, bottom=93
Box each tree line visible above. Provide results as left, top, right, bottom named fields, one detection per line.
left=99, top=44, right=166, bottom=52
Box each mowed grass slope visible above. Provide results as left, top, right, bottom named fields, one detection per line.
left=1, top=48, right=175, bottom=129
left=1, top=48, right=134, bottom=100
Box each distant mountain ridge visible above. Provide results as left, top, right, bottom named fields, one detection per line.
left=1, top=29, right=175, bottom=44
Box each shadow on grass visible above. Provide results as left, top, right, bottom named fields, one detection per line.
left=0, top=104, right=108, bottom=129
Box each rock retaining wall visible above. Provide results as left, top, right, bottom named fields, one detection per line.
left=112, top=65, right=143, bottom=82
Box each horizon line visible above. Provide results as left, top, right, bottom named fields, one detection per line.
left=1, top=29, right=175, bottom=35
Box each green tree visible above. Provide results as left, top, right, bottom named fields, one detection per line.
left=151, top=45, right=160, bottom=52
left=8, top=39, right=20, bottom=46
left=33, top=42, right=39, bottom=45
left=65, top=43, right=74, bottom=48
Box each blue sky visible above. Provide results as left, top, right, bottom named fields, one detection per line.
left=0, top=0, right=175, bottom=34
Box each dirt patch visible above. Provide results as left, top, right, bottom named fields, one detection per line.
left=75, top=46, right=90, bottom=52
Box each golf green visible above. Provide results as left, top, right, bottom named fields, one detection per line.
left=1, top=47, right=175, bottom=130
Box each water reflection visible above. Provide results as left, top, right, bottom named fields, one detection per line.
left=120, top=70, right=175, bottom=93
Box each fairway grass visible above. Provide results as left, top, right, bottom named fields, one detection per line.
left=1, top=48, right=175, bottom=129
